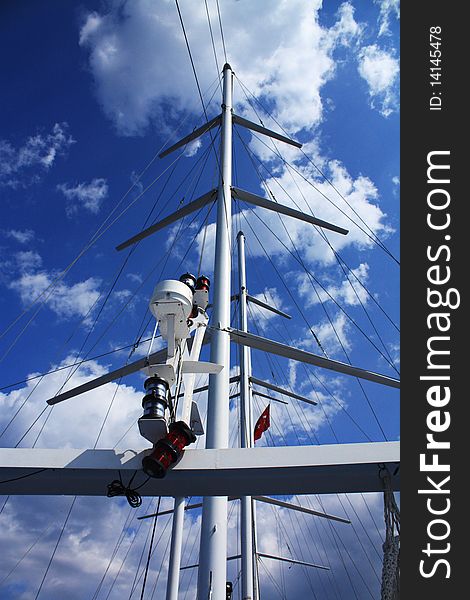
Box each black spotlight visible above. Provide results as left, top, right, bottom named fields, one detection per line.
left=179, top=272, right=197, bottom=292
left=141, top=421, right=196, bottom=479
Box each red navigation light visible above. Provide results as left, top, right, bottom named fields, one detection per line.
left=141, top=421, right=196, bottom=479
left=195, top=275, right=210, bottom=292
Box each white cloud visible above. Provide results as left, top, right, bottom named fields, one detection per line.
left=78, top=10, right=103, bottom=45
left=374, top=0, right=400, bottom=37
left=357, top=44, right=399, bottom=116
left=196, top=156, right=390, bottom=274
left=312, top=311, right=352, bottom=356
left=327, top=1, right=364, bottom=47
left=14, top=250, right=43, bottom=272
left=296, top=311, right=353, bottom=358
left=0, top=123, right=75, bottom=187
left=297, top=262, right=370, bottom=308
left=79, top=0, right=364, bottom=136
left=183, top=138, right=202, bottom=157
left=9, top=271, right=101, bottom=322
left=4, top=229, right=35, bottom=244
left=0, top=355, right=143, bottom=449
left=78, top=0, right=394, bottom=279
left=57, top=177, right=108, bottom=216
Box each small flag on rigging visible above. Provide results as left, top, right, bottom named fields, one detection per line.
left=254, top=404, right=270, bottom=442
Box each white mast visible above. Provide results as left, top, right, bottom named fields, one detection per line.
left=166, top=496, right=185, bottom=600
left=197, top=62, right=233, bottom=600
left=237, top=231, right=257, bottom=600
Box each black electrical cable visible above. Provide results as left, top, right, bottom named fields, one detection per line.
left=106, top=471, right=151, bottom=509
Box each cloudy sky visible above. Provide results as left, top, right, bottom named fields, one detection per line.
left=0, top=1, right=399, bottom=598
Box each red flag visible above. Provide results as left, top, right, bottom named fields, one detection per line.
left=254, top=405, right=270, bottom=442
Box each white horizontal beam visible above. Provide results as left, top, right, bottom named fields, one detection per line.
left=158, top=114, right=221, bottom=158
left=232, top=187, right=348, bottom=235
left=250, top=376, right=317, bottom=406
left=246, top=293, right=291, bottom=319
left=252, top=495, right=350, bottom=524
left=232, top=114, right=302, bottom=148
left=252, top=390, right=288, bottom=405
left=138, top=495, right=350, bottom=524
left=182, top=552, right=330, bottom=572
left=116, top=188, right=217, bottom=251
left=229, top=328, right=400, bottom=389
left=46, top=346, right=168, bottom=405
left=0, top=442, right=399, bottom=497
left=47, top=332, right=213, bottom=406
left=257, top=552, right=329, bottom=571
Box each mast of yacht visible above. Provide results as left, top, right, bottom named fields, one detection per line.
left=196, top=61, right=234, bottom=600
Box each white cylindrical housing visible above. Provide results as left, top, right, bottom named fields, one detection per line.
left=149, top=279, right=193, bottom=340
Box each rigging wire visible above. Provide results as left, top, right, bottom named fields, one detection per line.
left=127, top=513, right=173, bottom=599
left=215, top=0, right=228, bottom=63
left=100, top=499, right=154, bottom=600
left=139, top=496, right=162, bottom=600
left=235, top=128, right=399, bottom=376
left=175, top=0, right=209, bottom=123
left=9, top=131, right=221, bottom=450
left=249, top=393, right=332, bottom=596
left=204, top=0, right=222, bottom=92
left=243, top=122, right=401, bottom=357
left=248, top=288, right=387, bottom=556
left=79, top=159, right=224, bottom=595
left=234, top=73, right=400, bottom=266
left=0, top=521, right=56, bottom=589
left=0, top=336, right=156, bottom=393
left=243, top=128, right=400, bottom=360
left=90, top=505, right=136, bottom=600
left=244, top=234, right=388, bottom=596
left=252, top=394, right=375, bottom=600
left=0, top=149, right=186, bottom=363
left=149, top=516, right=174, bottom=598
left=0, top=74, right=221, bottom=351
left=244, top=133, right=400, bottom=335
left=33, top=496, right=77, bottom=600
left=47, top=130, right=219, bottom=400
left=248, top=207, right=393, bottom=444
left=2, top=74, right=395, bottom=600
left=16, top=192, right=216, bottom=450
left=243, top=239, right=375, bottom=443
left=241, top=216, right=391, bottom=444
left=249, top=323, right=355, bottom=597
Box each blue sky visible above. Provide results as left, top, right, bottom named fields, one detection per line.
left=0, top=1, right=399, bottom=598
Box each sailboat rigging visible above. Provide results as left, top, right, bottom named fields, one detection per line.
left=0, top=61, right=399, bottom=600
